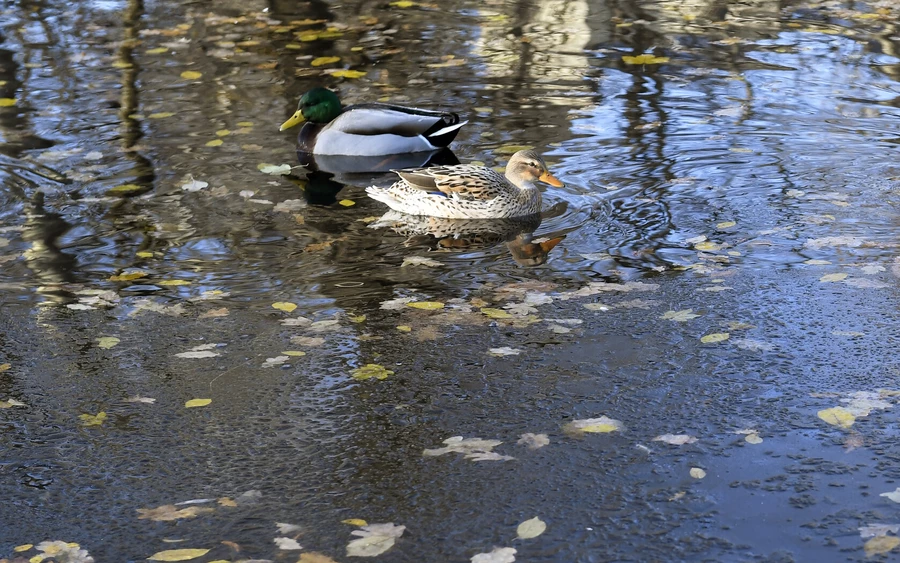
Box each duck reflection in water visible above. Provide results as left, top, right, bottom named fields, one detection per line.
left=369, top=209, right=566, bottom=267
left=293, top=148, right=460, bottom=205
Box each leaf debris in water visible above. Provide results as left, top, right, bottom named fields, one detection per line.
left=516, top=517, right=547, bottom=539
left=471, top=546, right=517, bottom=563
left=147, top=548, right=210, bottom=561
left=185, top=398, right=212, bottom=408
left=817, top=406, right=855, bottom=428
left=351, top=363, right=394, bottom=380
left=563, top=416, right=624, bottom=435
left=346, top=523, right=405, bottom=557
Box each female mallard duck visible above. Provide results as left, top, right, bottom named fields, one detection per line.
left=365, top=149, right=564, bottom=219
left=280, top=87, right=467, bottom=156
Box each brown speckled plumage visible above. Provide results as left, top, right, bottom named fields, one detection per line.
left=365, top=149, right=563, bottom=219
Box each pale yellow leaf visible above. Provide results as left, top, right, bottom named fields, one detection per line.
left=158, top=279, right=191, bottom=286
left=716, top=221, right=736, bottom=229
left=817, top=406, right=855, bottom=428
left=205, top=139, right=223, bottom=147
left=351, top=363, right=394, bottom=380
left=14, top=544, right=33, bottom=552
left=97, top=336, right=120, bottom=349
left=342, top=518, right=368, bottom=526
left=299, top=553, right=340, bottom=563
left=180, top=71, right=202, bottom=79
left=272, top=301, right=298, bottom=313
left=396, top=325, right=412, bottom=332
left=865, top=536, right=900, bottom=557
left=820, top=273, right=848, bottom=282
left=0, top=98, right=16, bottom=107
left=516, top=516, right=547, bottom=539
left=480, top=307, right=514, bottom=319
left=328, top=69, right=367, bottom=79
left=282, top=350, right=307, bottom=357
left=148, top=548, right=210, bottom=561
left=700, top=333, right=729, bottom=344
left=338, top=199, right=356, bottom=207
left=148, top=112, right=175, bottom=119
left=311, top=56, right=341, bottom=66
left=690, top=467, right=706, bottom=479
left=564, top=416, right=624, bottom=434
left=185, top=398, right=212, bottom=408
left=622, top=54, right=670, bottom=64
left=79, top=412, right=107, bottom=426
left=407, top=301, right=444, bottom=310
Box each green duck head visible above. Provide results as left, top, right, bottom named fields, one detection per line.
left=279, top=88, right=343, bottom=131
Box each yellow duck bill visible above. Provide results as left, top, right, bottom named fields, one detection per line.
left=279, top=110, right=306, bottom=131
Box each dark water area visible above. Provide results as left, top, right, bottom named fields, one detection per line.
left=2, top=0, right=900, bottom=561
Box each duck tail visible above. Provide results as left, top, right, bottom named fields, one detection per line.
left=365, top=185, right=399, bottom=208
left=422, top=114, right=467, bottom=148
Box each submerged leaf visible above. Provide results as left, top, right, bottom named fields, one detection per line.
left=346, top=523, right=405, bottom=557
left=471, top=547, right=517, bottom=563
left=517, top=433, right=550, bottom=449
left=653, top=434, right=698, bottom=445
left=79, top=411, right=107, bottom=426
left=137, top=504, right=214, bottom=521
left=864, top=536, right=900, bottom=557
left=97, top=336, right=121, bottom=349
left=351, top=363, right=394, bottom=380
left=660, top=309, right=700, bottom=322
left=700, top=332, right=729, bottom=344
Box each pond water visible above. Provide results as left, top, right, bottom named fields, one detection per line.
left=2, top=0, right=900, bottom=561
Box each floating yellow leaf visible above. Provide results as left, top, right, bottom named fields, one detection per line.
left=112, top=61, right=133, bottom=69
left=396, top=325, right=412, bottom=332
left=407, top=301, right=444, bottom=310
left=690, top=467, right=706, bottom=479
left=338, top=199, right=356, bottom=207
left=820, top=273, right=848, bottom=282
left=564, top=416, right=624, bottom=434
left=622, top=54, right=670, bottom=65
left=14, top=544, right=33, bottom=552
left=311, top=56, right=341, bottom=66
left=148, top=112, right=175, bottom=119
left=865, top=536, right=900, bottom=557
left=298, top=553, right=340, bottom=563
left=215, top=129, right=231, bottom=137
left=297, top=32, right=319, bottom=41
left=237, top=121, right=253, bottom=127
left=480, top=307, right=514, bottom=319
left=79, top=412, right=107, bottom=426
left=343, top=518, right=368, bottom=526
left=185, top=398, right=212, bottom=408
left=817, top=406, right=855, bottom=428
left=146, top=47, right=168, bottom=54
left=694, top=241, right=724, bottom=251
left=329, top=69, right=367, bottom=79
left=0, top=98, right=16, bottom=107
left=805, top=259, right=831, bottom=265
left=137, top=504, right=214, bottom=521
left=109, top=271, right=148, bottom=281
left=97, top=337, right=120, bottom=349
left=205, top=139, right=223, bottom=147
left=0, top=363, right=11, bottom=372
left=390, top=0, right=417, bottom=6
left=148, top=548, right=210, bottom=561
left=272, top=301, right=297, bottom=313
left=349, top=315, right=366, bottom=323
left=282, top=350, right=307, bottom=357
left=660, top=309, right=700, bottom=322
left=700, top=332, right=729, bottom=344
left=716, top=221, right=736, bottom=229
left=427, top=58, right=467, bottom=68
left=351, top=363, right=395, bottom=380
left=180, top=71, right=202, bottom=79
left=158, top=279, right=191, bottom=286
left=516, top=517, right=547, bottom=539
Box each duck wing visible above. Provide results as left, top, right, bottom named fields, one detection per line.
left=333, top=104, right=466, bottom=144
left=395, top=165, right=507, bottom=201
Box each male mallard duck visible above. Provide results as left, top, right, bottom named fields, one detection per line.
left=365, top=149, right=564, bottom=219
left=280, top=87, right=467, bottom=156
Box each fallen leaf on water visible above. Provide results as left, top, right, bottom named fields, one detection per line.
left=407, top=301, right=444, bottom=310
left=423, top=436, right=506, bottom=459
left=716, top=221, right=736, bottom=229
left=0, top=398, right=26, bottom=408
left=396, top=325, right=412, bottom=332
left=805, top=259, right=832, bottom=265
left=660, top=309, right=700, bottom=322
left=299, top=553, right=340, bottom=563
left=864, top=536, right=900, bottom=557
left=817, top=406, right=855, bottom=429
left=175, top=350, right=219, bottom=359
left=148, top=111, right=175, bottom=118
left=137, top=505, right=214, bottom=521
left=274, top=537, right=302, bottom=550
left=258, top=163, right=293, bottom=175
left=481, top=307, right=514, bottom=320
left=32, top=541, right=93, bottom=563
left=517, top=433, right=549, bottom=449
left=109, top=270, right=149, bottom=281
left=390, top=0, right=418, bottom=7
left=745, top=433, right=763, bottom=444
left=471, top=547, right=516, bottom=563
left=0, top=363, right=9, bottom=372
left=79, top=412, right=107, bottom=426
left=148, top=548, right=210, bottom=561
left=564, top=416, right=624, bottom=435
left=180, top=178, right=208, bottom=192
left=653, top=434, right=698, bottom=445
left=343, top=518, right=368, bottom=526
left=402, top=256, right=443, bottom=268
left=180, top=71, right=202, bottom=79
left=338, top=199, right=356, bottom=207
left=328, top=69, right=367, bottom=79
left=622, top=54, right=670, bottom=64
left=516, top=517, right=547, bottom=539
left=690, top=467, right=706, bottom=479
left=14, top=544, right=32, bottom=552
left=488, top=347, right=522, bottom=356
left=346, top=523, right=405, bottom=557
left=125, top=396, right=156, bottom=404
left=185, top=398, right=212, bottom=408
left=97, top=336, right=120, bottom=349
left=262, top=356, right=289, bottom=368
left=311, top=56, right=341, bottom=66
left=351, top=364, right=394, bottom=381
left=283, top=350, right=307, bottom=357
left=700, top=332, right=729, bottom=344
left=0, top=97, right=17, bottom=106
left=272, top=301, right=298, bottom=313
left=291, top=335, right=326, bottom=347
left=880, top=488, right=900, bottom=503
left=205, top=139, right=223, bottom=147
left=820, top=273, right=848, bottom=282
